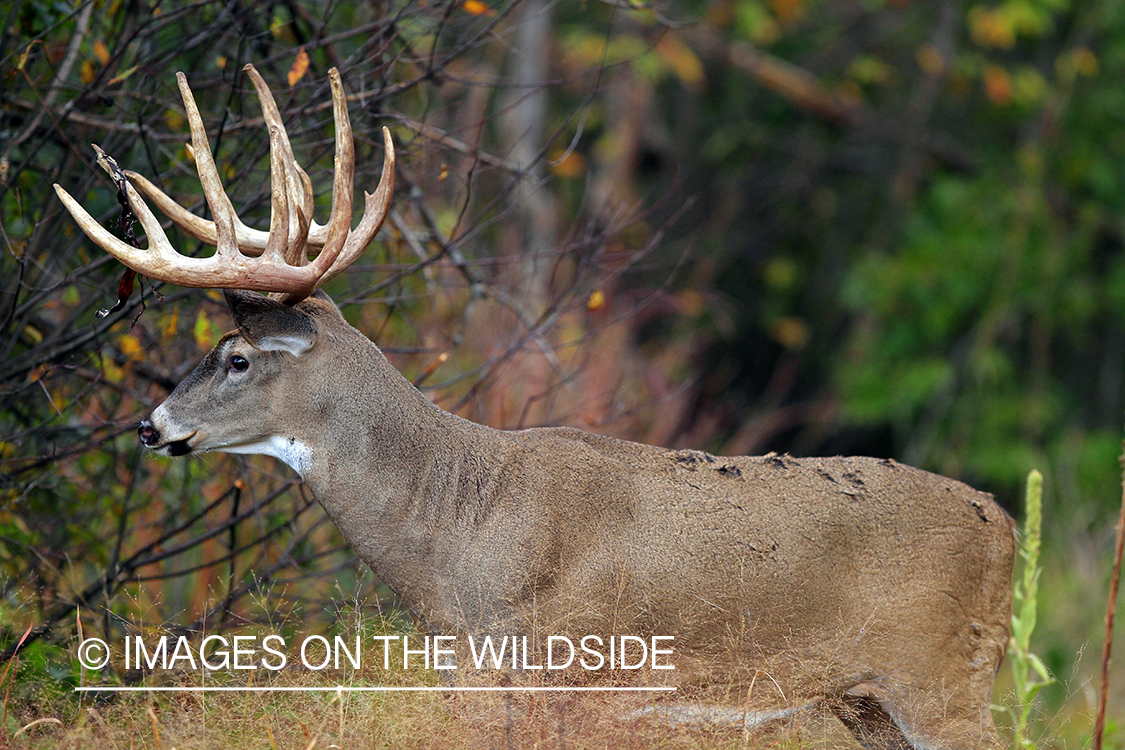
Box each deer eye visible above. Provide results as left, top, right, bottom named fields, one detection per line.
left=227, top=354, right=249, bottom=373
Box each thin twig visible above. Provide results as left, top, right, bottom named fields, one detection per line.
left=1093, top=439, right=1125, bottom=750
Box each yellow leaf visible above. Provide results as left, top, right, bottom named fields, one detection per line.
left=587, top=289, right=606, bottom=312
left=118, top=333, right=145, bottom=362
left=969, top=7, right=1015, bottom=50
left=462, top=0, right=496, bottom=16
left=27, top=364, right=48, bottom=383
left=549, top=149, right=586, bottom=179
left=93, top=40, right=110, bottom=65
left=81, top=59, right=96, bottom=84
left=17, top=41, right=41, bottom=72
left=22, top=323, right=41, bottom=346
left=216, top=55, right=227, bottom=70
left=165, top=109, right=185, bottom=130
left=288, top=46, right=309, bottom=87
left=102, top=359, right=125, bottom=384
left=193, top=310, right=216, bottom=351
left=162, top=306, right=180, bottom=340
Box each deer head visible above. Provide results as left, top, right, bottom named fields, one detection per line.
left=54, top=65, right=398, bottom=471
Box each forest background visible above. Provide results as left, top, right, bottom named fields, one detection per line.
left=1, top=0, right=1123, bottom=746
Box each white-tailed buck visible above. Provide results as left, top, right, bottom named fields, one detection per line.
left=56, top=66, right=1016, bottom=750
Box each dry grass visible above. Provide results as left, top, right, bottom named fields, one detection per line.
left=5, top=660, right=870, bottom=750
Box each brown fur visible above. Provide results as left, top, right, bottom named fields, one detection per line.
left=138, top=291, right=1016, bottom=750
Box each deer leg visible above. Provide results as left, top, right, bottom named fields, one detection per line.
left=831, top=694, right=913, bottom=750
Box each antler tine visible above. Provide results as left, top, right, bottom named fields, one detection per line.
left=176, top=72, right=241, bottom=263
left=273, top=76, right=395, bottom=303
left=261, top=124, right=291, bottom=266
left=289, top=68, right=354, bottom=298
left=242, top=64, right=317, bottom=264
left=321, top=126, right=395, bottom=286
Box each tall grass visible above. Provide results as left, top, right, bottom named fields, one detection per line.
left=1007, top=469, right=1054, bottom=748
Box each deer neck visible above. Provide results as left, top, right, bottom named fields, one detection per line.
left=294, top=337, right=501, bottom=607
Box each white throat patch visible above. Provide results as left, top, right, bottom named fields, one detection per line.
left=222, top=436, right=312, bottom=477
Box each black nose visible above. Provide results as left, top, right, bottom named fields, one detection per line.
left=138, top=419, right=160, bottom=447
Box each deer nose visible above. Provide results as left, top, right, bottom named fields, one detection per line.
left=138, top=419, right=160, bottom=447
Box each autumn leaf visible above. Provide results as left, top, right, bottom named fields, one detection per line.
left=983, top=65, right=1013, bottom=105
left=655, top=36, right=703, bottom=88
left=193, top=310, right=217, bottom=351
left=17, top=41, right=41, bottom=72
left=27, top=364, right=48, bottom=383
left=462, top=0, right=496, bottom=17
left=969, top=7, right=1016, bottom=50
left=93, top=40, right=110, bottom=65
left=102, top=359, right=125, bottom=384
left=162, top=306, right=180, bottom=341
left=288, top=47, right=309, bottom=87
left=549, top=149, right=586, bottom=179
left=108, top=66, right=137, bottom=86
left=118, top=333, right=145, bottom=362
left=81, top=59, right=96, bottom=84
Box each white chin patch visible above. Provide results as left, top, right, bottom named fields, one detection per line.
left=221, top=436, right=312, bottom=477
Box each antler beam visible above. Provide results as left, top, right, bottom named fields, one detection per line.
left=53, top=65, right=394, bottom=304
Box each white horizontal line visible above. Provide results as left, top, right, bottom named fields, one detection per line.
left=75, top=685, right=677, bottom=693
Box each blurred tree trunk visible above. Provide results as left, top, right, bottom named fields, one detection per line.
left=501, top=0, right=556, bottom=313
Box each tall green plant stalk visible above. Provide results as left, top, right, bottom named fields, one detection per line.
left=1009, top=469, right=1053, bottom=749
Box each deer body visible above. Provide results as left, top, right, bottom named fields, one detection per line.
left=139, top=292, right=1015, bottom=749
left=56, top=67, right=1015, bottom=750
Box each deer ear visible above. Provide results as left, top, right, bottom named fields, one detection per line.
left=224, top=290, right=317, bottom=357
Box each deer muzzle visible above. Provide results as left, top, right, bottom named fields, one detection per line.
left=137, top=418, right=194, bottom=456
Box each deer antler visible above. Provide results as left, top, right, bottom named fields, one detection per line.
left=53, top=64, right=394, bottom=304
